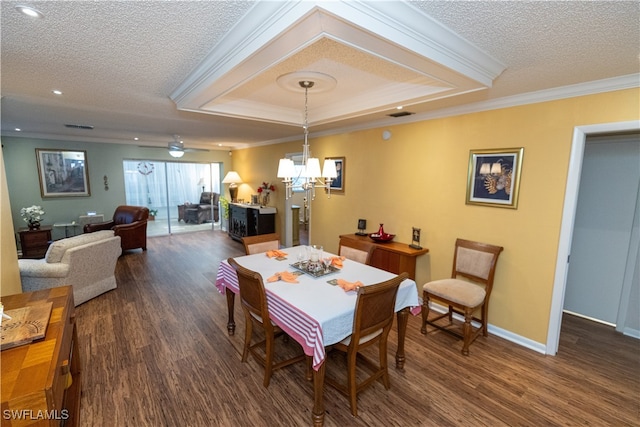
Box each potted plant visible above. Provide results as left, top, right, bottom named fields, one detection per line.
left=219, top=196, right=229, bottom=231
left=20, top=205, right=45, bottom=230
left=148, top=209, right=158, bottom=221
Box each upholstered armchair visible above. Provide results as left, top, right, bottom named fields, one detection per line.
left=184, top=192, right=220, bottom=224
left=84, top=205, right=149, bottom=251
left=200, top=192, right=220, bottom=222
left=20, top=230, right=121, bottom=306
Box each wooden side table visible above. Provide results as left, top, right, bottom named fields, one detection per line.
left=339, top=233, right=429, bottom=280
left=1, top=286, right=81, bottom=426
left=18, top=226, right=52, bottom=259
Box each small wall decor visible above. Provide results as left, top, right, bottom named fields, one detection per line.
left=326, top=156, right=344, bottom=194
left=36, top=149, right=90, bottom=198
left=466, top=148, right=524, bottom=209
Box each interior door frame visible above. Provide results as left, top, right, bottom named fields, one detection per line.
left=547, top=120, right=640, bottom=355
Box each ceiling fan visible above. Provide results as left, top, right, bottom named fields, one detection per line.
left=141, top=135, right=209, bottom=158
left=167, top=135, right=210, bottom=158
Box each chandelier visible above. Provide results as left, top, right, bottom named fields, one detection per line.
left=277, top=80, right=337, bottom=200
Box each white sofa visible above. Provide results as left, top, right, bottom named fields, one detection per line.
left=19, top=230, right=121, bottom=306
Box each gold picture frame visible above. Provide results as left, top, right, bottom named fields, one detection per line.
left=466, top=148, right=523, bottom=209
left=36, top=149, right=91, bottom=198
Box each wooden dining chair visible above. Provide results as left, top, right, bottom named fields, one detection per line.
left=325, top=272, right=409, bottom=416
left=420, top=238, right=503, bottom=355
left=338, top=236, right=375, bottom=265
left=241, top=233, right=280, bottom=255
left=228, top=258, right=305, bottom=387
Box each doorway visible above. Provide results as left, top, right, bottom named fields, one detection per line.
left=564, top=135, right=639, bottom=326
left=548, top=121, right=640, bottom=355
left=283, top=152, right=311, bottom=247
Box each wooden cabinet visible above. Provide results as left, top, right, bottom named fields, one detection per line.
left=18, top=226, right=52, bottom=259
left=228, top=204, right=276, bottom=242
left=1, top=286, right=81, bottom=427
left=339, top=233, right=429, bottom=280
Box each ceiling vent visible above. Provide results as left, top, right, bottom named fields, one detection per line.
left=387, top=111, right=414, bottom=118
left=64, top=124, right=94, bottom=130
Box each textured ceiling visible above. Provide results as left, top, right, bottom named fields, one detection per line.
left=1, top=1, right=638, bottom=151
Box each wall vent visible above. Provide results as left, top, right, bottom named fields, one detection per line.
left=64, top=124, right=94, bottom=130
left=387, top=111, right=414, bottom=118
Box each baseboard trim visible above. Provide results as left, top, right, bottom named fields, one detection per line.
left=563, top=309, right=616, bottom=327
left=427, top=302, right=547, bottom=355
left=622, top=327, right=640, bottom=339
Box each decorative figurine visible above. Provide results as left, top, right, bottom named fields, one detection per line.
left=410, top=227, right=422, bottom=249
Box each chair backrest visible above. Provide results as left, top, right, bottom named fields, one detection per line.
left=242, top=233, right=280, bottom=255
left=338, top=237, right=375, bottom=264
left=228, top=258, right=270, bottom=322
left=113, top=205, right=149, bottom=224
left=351, top=272, right=408, bottom=340
left=200, top=192, right=219, bottom=205
left=452, top=238, right=504, bottom=297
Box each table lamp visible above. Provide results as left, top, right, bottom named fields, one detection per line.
left=222, top=171, right=243, bottom=202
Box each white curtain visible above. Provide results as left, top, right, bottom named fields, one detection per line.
left=123, top=160, right=221, bottom=218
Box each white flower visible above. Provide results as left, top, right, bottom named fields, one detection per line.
left=20, top=205, right=45, bottom=223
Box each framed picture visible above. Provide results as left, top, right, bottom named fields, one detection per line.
left=326, top=156, right=345, bottom=194
left=466, top=148, right=523, bottom=209
left=36, top=149, right=91, bottom=198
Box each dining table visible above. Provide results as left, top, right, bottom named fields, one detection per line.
left=215, top=245, right=421, bottom=426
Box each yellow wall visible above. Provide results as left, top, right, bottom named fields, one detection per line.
left=233, top=88, right=639, bottom=345
left=1, top=145, right=22, bottom=296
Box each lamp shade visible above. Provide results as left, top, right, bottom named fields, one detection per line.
left=277, top=158, right=295, bottom=178
left=169, top=150, right=184, bottom=158
left=222, top=171, right=243, bottom=184
left=322, top=159, right=337, bottom=178
left=479, top=163, right=491, bottom=175
left=491, top=163, right=502, bottom=175
left=305, top=158, right=321, bottom=178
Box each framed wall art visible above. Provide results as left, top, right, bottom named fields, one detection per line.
left=326, top=156, right=345, bottom=194
left=36, top=149, right=91, bottom=198
left=466, top=148, right=523, bottom=209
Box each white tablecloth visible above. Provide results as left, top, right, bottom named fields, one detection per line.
left=216, top=245, right=421, bottom=370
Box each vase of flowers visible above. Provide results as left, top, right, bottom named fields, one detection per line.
left=257, top=182, right=275, bottom=206
left=21, top=205, right=45, bottom=230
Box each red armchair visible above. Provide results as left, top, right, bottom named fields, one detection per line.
left=84, top=205, right=149, bottom=252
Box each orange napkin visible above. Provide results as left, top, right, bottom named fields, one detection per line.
left=267, top=271, right=299, bottom=283
left=336, top=279, right=364, bottom=291
left=329, top=256, right=345, bottom=268
left=266, top=250, right=288, bottom=258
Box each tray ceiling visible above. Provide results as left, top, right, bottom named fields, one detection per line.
left=171, top=1, right=505, bottom=127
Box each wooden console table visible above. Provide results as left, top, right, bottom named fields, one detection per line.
left=1, top=286, right=81, bottom=427
left=339, top=233, right=429, bottom=280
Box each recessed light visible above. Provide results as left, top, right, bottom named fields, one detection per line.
left=134, top=137, right=139, bottom=141
left=15, top=5, right=43, bottom=19
left=15, top=128, right=21, bottom=132
left=396, top=106, right=403, bottom=110
left=52, top=90, right=63, bottom=95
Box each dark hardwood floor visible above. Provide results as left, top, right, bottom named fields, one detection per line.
left=75, top=230, right=640, bottom=426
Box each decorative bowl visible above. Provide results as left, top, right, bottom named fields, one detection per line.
left=369, top=233, right=395, bottom=243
